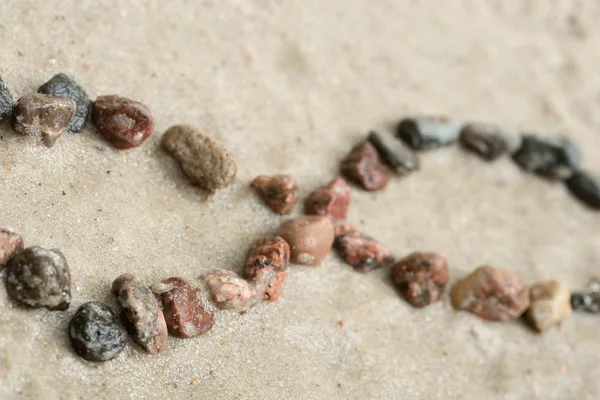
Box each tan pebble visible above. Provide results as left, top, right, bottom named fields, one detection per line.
left=275, top=216, right=334, bottom=266
left=526, top=280, right=572, bottom=332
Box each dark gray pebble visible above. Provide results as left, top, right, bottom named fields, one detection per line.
left=396, top=116, right=460, bottom=150
left=69, top=301, right=127, bottom=362
left=38, top=73, right=91, bottom=133
left=0, top=77, right=14, bottom=118
left=512, top=135, right=581, bottom=180
left=571, top=292, right=600, bottom=313
left=459, top=123, right=522, bottom=161
left=368, top=131, right=419, bottom=173
left=566, top=170, right=600, bottom=210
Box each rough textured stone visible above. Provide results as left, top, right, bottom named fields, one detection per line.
left=571, top=279, right=600, bottom=313
left=162, top=124, right=237, bottom=192
left=111, top=274, right=168, bottom=354
left=151, top=277, right=213, bottom=338
left=392, top=252, right=448, bottom=307
left=526, top=280, right=572, bottom=332
left=69, top=301, right=127, bottom=362
left=459, top=123, right=522, bottom=160
left=0, top=228, right=24, bottom=269
left=0, top=76, right=14, bottom=118
left=565, top=170, right=600, bottom=210
left=396, top=116, right=461, bottom=150
left=250, top=174, right=299, bottom=215
left=244, top=236, right=290, bottom=302
left=5, top=246, right=72, bottom=310
left=512, top=135, right=580, bottom=180
left=92, top=95, right=155, bottom=149
left=12, top=93, right=76, bottom=147
left=368, top=131, right=419, bottom=173
left=204, top=269, right=259, bottom=310
left=334, top=224, right=394, bottom=273
left=451, top=266, right=530, bottom=321
left=38, top=73, right=91, bottom=133
left=304, top=177, right=350, bottom=222
left=275, top=216, right=335, bottom=266
left=340, top=141, right=389, bottom=191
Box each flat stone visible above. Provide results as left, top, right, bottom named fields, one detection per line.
left=0, top=76, right=14, bottom=118
left=276, top=216, right=335, bottom=266
left=340, top=141, right=389, bottom=191
left=244, top=236, right=290, bottom=302
left=38, top=73, right=91, bottom=133
left=367, top=131, right=419, bottom=173
left=334, top=224, right=394, bottom=273
left=304, top=177, right=350, bottom=222
left=0, top=228, right=24, bottom=269
left=204, top=269, right=259, bottom=310
left=396, top=116, right=461, bottom=150
left=250, top=174, right=299, bottom=215
left=565, top=170, right=600, bottom=210
left=392, top=252, right=448, bottom=307
left=459, top=123, right=522, bottom=161
left=526, top=280, right=572, bottom=332
left=512, top=135, right=581, bottom=180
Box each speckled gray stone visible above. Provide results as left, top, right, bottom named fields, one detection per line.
left=0, top=77, right=14, bottom=118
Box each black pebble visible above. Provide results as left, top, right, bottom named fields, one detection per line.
left=565, top=170, right=600, bottom=210
left=0, top=77, right=14, bottom=118
left=38, top=73, right=91, bottom=133
left=512, top=135, right=581, bottom=180
left=571, top=292, right=600, bottom=313
left=395, top=116, right=460, bottom=150
left=368, top=131, right=419, bottom=173
left=69, top=301, right=127, bottom=362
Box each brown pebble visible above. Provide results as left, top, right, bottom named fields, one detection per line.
left=250, top=174, right=299, bottom=215
left=162, top=125, right=237, bottom=192
left=244, top=236, right=290, bottom=302
left=334, top=224, right=394, bottom=273
left=392, top=252, right=449, bottom=307
left=91, top=95, right=155, bottom=149
left=275, top=216, right=335, bottom=266
left=451, top=266, right=530, bottom=321
left=151, top=277, right=213, bottom=338
left=304, top=177, right=350, bottom=223
left=340, top=141, right=389, bottom=191
left=526, top=280, right=572, bottom=332
left=459, top=123, right=522, bottom=160
left=11, top=93, right=76, bottom=147
left=0, top=228, right=24, bottom=269
left=204, top=269, right=259, bottom=310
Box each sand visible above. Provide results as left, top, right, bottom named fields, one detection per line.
left=1, top=1, right=600, bottom=399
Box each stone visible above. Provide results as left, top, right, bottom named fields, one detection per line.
left=571, top=279, right=600, bottom=313
left=340, top=141, right=389, bottom=191
left=204, top=269, right=259, bottom=310
left=512, top=135, right=581, bottom=180
left=111, top=273, right=168, bottom=354
left=5, top=246, right=71, bottom=310
left=11, top=93, right=76, bottom=147
left=392, top=252, right=448, bottom=307
left=565, top=170, right=600, bottom=210
left=0, top=76, right=14, bottom=118
left=334, top=224, right=394, bottom=273
left=38, top=73, right=91, bottom=133
left=367, top=131, right=419, bottom=173
left=526, top=280, right=572, bottom=332
left=396, top=116, right=461, bottom=150
left=275, top=216, right=335, bottom=266
left=250, top=174, right=299, bottom=215
left=451, top=266, right=530, bottom=321
left=0, top=228, right=24, bottom=269
left=151, top=277, right=213, bottom=338
left=69, top=301, right=127, bottom=362
left=244, top=236, right=290, bottom=302
left=304, top=177, right=350, bottom=222
left=162, top=125, right=237, bottom=192
left=459, top=123, right=522, bottom=161
left=91, top=95, right=155, bottom=149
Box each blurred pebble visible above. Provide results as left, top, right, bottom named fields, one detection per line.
left=565, top=170, right=600, bottom=210
left=396, top=116, right=460, bottom=150
left=250, top=174, right=298, bottom=215
left=38, top=73, right=91, bottom=133
left=304, top=177, right=350, bottom=222
left=0, top=227, right=24, bottom=269
left=459, top=123, right=522, bottom=161
left=367, top=131, right=419, bottom=173
left=204, top=269, right=259, bottom=310
left=244, top=236, right=290, bottom=302
left=571, top=279, right=600, bottom=313
left=334, top=224, right=394, bottom=273
left=392, top=251, right=448, bottom=307
left=340, top=141, right=389, bottom=191
left=526, top=280, right=572, bottom=332
left=276, top=216, right=335, bottom=266
left=512, top=135, right=580, bottom=180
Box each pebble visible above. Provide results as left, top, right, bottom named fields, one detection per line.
left=111, top=273, right=168, bottom=354
left=396, top=116, right=461, bottom=150
left=367, top=131, right=419, bottom=173
left=0, top=76, right=14, bottom=118
left=0, top=228, right=24, bottom=269
left=565, top=170, right=600, bottom=210
left=204, top=269, right=259, bottom=310
left=304, top=177, right=350, bottom=222
left=244, top=236, right=290, bottom=302
left=526, top=280, right=572, bottom=332
left=340, top=141, right=389, bottom=191
left=5, top=246, right=72, bottom=310
left=512, top=135, right=581, bottom=180
left=451, top=266, right=530, bottom=321
left=151, top=277, right=213, bottom=338
left=571, top=279, right=600, bottom=313
left=69, top=301, right=127, bottom=362
left=459, top=123, right=522, bottom=161
left=91, top=95, right=155, bottom=149
left=38, top=73, right=91, bottom=133
left=250, top=174, right=299, bottom=215
left=334, top=225, right=394, bottom=273
left=392, top=252, right=449, bottom=307
left=12, top=93, right=76, bottom=147
left=162, top=125, right=237, bottom=192
left=275, top=216, right=335, bottom=266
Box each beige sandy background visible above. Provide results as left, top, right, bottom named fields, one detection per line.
left=1, top=1, right=600, bottom=399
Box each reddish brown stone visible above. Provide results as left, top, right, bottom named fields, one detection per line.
left=304, top=177, right=350, bottom=222
left=92, top=95, right=155, bottom=149
left=204, top=269, right=259, bottom=310
left=340, top=141, right=389, bottom=191
left=392, top=252, right=449, bottom=307
left=275, top=216, right=335, bottom=266
left=250, top=175, right=299, bottom=215
left=334, top=224, right=393, bottom=273
left=244, top=236, right=290, bottom=302
left=0, top=228, right=24, bottom=269
left=151, top=277, right=213, bottom=338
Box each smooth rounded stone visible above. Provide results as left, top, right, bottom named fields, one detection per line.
left=0, top=227, right=24, bottom=269
left=392, top=252, right=448, bottom=307
left=565, top=170, right=600, bottom=210
left=11, top=93, right=76, bottom=147
left=304, top=177, right=350, bottom=223
left=275, top=216, right=335, bottom=266
left=250, top=174, right=299, bottom=215
left=340, top=141, right=389, bottom=191
left=0, top=76, right=14, bottom=118
left=367, top=131, right=419, bottom=173
left=459, top=123, right=522, bottom=161
left=69, top=301, right=127, bottom=362
left=244, top=236, right=290, bottom=302
left=111, top=273, right=168, bottom=354
left=334, top=224, right=394, bottom=273
left=396, top=116, right=461, bottom=150
left=38, top=73, right=91, bottom=133
left=451, top=266, right=530, bottom=321
left=526, top=280, right=572, bottom=332
left=5, top=246, right=72, bottom=310
left=204, top=269, right=259, bottom=310
left=151, top=277, right=213, bottom=339
left=571, top=279, right=600, bottom=313
left=91, top=95, right=155, bottom=149
left=512, top=135, right=581, bottom=180
left=162, top=125, right=237, bottom=192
